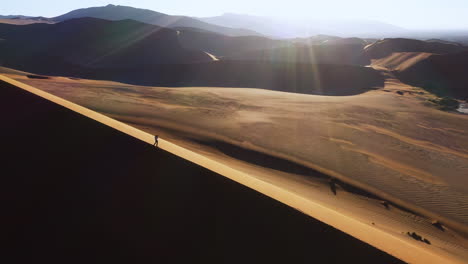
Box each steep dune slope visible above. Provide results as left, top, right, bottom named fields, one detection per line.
left=371, top=52, right=433, bottom=71
left=4, top=70, right=468, bottom=263
left=176, top=29, right=283, bottom=57
left=1, top=79, right=406, bottom=264
left=225, top=43, right=369, bottom=65
left=364, top=38, right=466, bottom=59
left=29, top=61, right=383, bottom=96
left=397, top=51, right=468, bottom=99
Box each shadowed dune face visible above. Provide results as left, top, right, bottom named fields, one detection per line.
left=65, top=61, right=384, bottom=96
left=225, top=44, right=370, bottom=65
left=177, top=31, right=370, bottom=65
left=370, top=52, right=433, bottom=72
left=26, top=74, right=50, bottom=79
left=0, top=80, right=405, bottom=264
left=364, top=38, right=467, bottom=60
left=396, top=51, right=468, bottom=100
left=177, top=29, right=284, bottom=57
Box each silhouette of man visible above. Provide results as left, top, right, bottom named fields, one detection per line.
left=328, top=178, right=337, bottom=195
left=153, top=135, right=159, bottom=147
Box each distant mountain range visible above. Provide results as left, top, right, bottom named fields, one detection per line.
left=1, top=4, right=468, bottom=99
left=0, top=5, right=260, bottom=37
left=3, top=4, right=468, bottom=41
left=0, top=17, right=385, bottom=94
left=199, top=13, right=406, bottom=38
left=52, top=5, right=260, bottom=37
left=0, top=18, right=214, bottom=70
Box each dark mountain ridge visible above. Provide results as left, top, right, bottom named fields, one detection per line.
left=0, top=17, right=383, bottom=96
left=53, top=4, right=260, bottom=37
left=0, top=18, right=213, bottom=69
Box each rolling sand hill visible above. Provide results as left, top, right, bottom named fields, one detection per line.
left=225, top=44, right=369, bottom=65
left=0, top=20, right=385, bottom=96
left=370, top=52, right=433, bottom=72
left=1, top=78, right=406, bottom=264
left=83, top=61, right=383, bottom=95
left=176, top=29, right=284, bottom=57
left=396, top=51, right=468, bottom=100
left=0, top=18, right=213, bottom=70
left=364, top=38, right=467, bottom=59
left=368, top=49, right=468, bottom=100
left=365, top=39, right=468, bottom=100
left=3, top=66, right=468, bottom=263
left=0, top=17, right=383, bottom=94
left=0, top=62, right=384, bottom=97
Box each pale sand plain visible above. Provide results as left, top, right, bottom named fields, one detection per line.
left=2, top=64, right=468, bottom=263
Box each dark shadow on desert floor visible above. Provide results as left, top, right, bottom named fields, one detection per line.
left=0, top=80, right=404, bottom=264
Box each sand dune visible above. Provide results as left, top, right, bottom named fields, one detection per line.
left=396, top=51, right=468, bottom=100
left=2, top=77, right=408, bottom=264
left=177, top=29, right=283, bottom=57
left=3, top=68, right=468, bottom=263
left=369, top=49, right=468, bottom=100
left=370, top=52, right=432, bottom=71
left=364, top=38, right=467, bottom=59
left=225, top=44, right=369, bottom=65
left=0, top=60, right=384, bottom=96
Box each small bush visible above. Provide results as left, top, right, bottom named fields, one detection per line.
left=428, top=97, right=459, bottom=111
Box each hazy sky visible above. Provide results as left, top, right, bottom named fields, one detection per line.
left=1, top=0, right=468, bottom=29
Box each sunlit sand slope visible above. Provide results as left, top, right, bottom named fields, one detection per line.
left=2, top=71, right=468, bottom=263
left=2, top=78, right=407, bottom=263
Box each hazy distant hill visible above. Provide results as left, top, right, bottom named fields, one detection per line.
left=52, top=4, right=260, bottom=37
left=0, top=17, right=54, bottom=25
left=199, top=13, right=406, bottom=38
left=0, top=18, right=213, bottom=70
left=0, top=15, right=31, bottom=19
left=294, top=35, right=374, bottom=46
left=176, top=29, right=372, bottom=64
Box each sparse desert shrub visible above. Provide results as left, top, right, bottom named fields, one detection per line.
left=407, top=232, right=431, bottom=245
left=428, top=96, right=459, bottom=111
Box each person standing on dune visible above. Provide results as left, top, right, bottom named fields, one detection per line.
left=154, top=135, right=159, bottom=147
